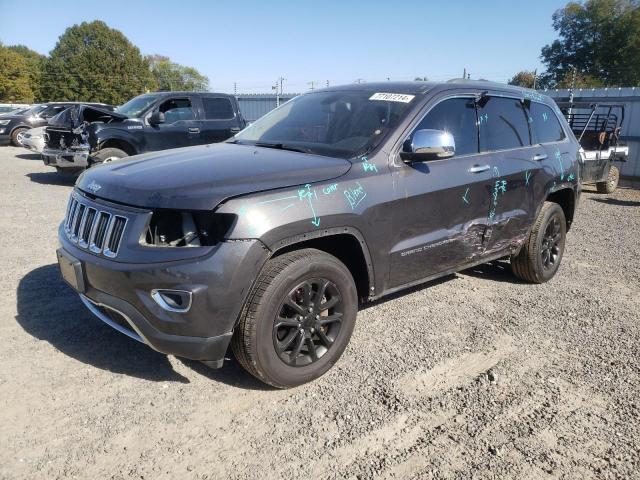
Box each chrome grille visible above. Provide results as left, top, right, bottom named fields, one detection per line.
left=63, top=195, right=127, bottom=258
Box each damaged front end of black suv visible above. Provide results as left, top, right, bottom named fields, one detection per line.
left=42, top=105, right=128, bottom=172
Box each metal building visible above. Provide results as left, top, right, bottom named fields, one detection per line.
left=544, top=88, right=640, bottom=179
left=236, top=94, right=298, bottom=123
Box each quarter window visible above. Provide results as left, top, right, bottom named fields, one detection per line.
left=529, top=102, right=565, bottom=143
left=202, top=97, right=234, bottom=120
left=479, top=97, right=530, bottom=152
left=413, top=98, right=479, bottom=156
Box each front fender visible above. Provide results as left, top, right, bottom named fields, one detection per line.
left=91, top=127, right=141, bottom=153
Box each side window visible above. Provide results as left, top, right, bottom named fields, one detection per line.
left=529, top=102, right=565, bottom=144
left=414, top=98, right=478, bottom=156
left=479, top=97, right=530, bottom=152
left=40, top=105, right=66, bottom=118
left=202, top=97, right=234, bottom=120
left=158, top=98, right=194, bottom=123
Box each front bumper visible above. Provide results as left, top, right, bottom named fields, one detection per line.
left=58, top=230, right=270, bottom=366
left=42, top=147, right=89, bottom=168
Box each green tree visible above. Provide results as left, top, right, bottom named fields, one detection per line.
left=40, top=20, right=157, bottom=104
left=7, top=45, right=46, bottom=101
left=147, top=54, right=209, bottom=91
left=541, top=0, right=640, bottom=87
left=508, top=70, right=537, bottom=88
left=0, top=45, right=34, bottom=103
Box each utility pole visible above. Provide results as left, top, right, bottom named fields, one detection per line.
left=463, top=68, right=466, bottom=80
left=355, top=78, right=363, bottom=84
left=568, top=67, right=577, bottom=116
left=234, top=82, right=237, bottom=95
left=387, top=76, right=390, bottom=82
left=326, top=80, right=329, bottom=88
left=532, top=69, right=537, bottom=90
left=273, top=77, right=285, bottom=107
left=308, top=81, right=316, bottom=91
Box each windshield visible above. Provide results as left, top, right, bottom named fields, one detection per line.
left=115, top=94, right=161, bottom=118
left=22, top=105, right=46, bottom=116
left=233, top=90, right=417, bottom=158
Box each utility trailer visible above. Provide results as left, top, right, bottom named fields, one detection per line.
left=556, top=102, right=628, bottom=193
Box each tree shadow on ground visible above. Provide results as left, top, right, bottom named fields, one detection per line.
left=590, top=197, right=640, bottom=207
left=15, top=152, right=42, bottom=160
left=26, top=172, right=77, bottom=187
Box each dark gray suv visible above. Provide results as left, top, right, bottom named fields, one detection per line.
left=57, top=81, right=581, bottom=388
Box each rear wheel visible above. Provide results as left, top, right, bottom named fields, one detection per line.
left=11, top=127, right=28, bottom=146
left=232, top=248, right=358, bottom=388
left=596, top=165, right=619, bottom=193
left=511, top=202, right=566, bottom=284
left=91, top=147, right=128, bottom=166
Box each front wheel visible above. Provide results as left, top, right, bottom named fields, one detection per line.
left=11, top=127, right=28, bottom=146
left=511, top=202, right=567, bottom=284
left=91, top=147, right=128, bottom=166
left=596, top=165, right=619, bottom=194
left=232, top=248, right=358, bottom=388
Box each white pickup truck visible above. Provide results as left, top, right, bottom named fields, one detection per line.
left=556, top=102, right=628, bottom=193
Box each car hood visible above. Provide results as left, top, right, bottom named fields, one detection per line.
left=48, top=105, right=126, bottom=129
left=77, top=143, right=352, bottom=210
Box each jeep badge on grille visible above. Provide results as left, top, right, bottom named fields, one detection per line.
left=86, top=180, right=102, bottom=193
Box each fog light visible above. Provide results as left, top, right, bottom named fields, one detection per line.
left=0, top=129, right=5, bottom=134
left=151, top=289, right=192, bottom=313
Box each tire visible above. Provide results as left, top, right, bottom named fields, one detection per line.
left=232, top=248, right=358, bottom=388
left=91, top=147, right=128, bottom=166
left=11, top=127, right=28, bottom=146
left=510, top=201, right=566, bottom=284
left=596, top=165, right=619, bottom=194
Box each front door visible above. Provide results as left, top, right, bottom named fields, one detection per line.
left=144, top=96, right=200, bottom=152
left=389, top=96, right=495, bottom=287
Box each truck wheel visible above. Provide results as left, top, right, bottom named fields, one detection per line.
left=510, top=201, right=566, bottom=284
left=91, top=147, right=128, bottom=165
left=11, top=127, right=28, bottom=146
left=232, top=248, right=358, bottom=388
left=596, top=165, right=619, bottom=194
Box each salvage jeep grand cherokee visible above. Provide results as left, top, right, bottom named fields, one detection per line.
left=57, top=81, right=580, bottom=388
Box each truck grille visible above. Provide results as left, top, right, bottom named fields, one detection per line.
left=64, top=195, right=127, bottom=258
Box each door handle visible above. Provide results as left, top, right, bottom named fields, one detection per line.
left=468, top=164, right=490, bottom=173
left=532, top=153, right=548, bottom=161
left=230, top=127, right=241, bottom=133
left=188, top=128, right=200, bottom=134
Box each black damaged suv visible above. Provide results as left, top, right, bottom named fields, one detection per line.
left=43, top=91, right=245, bottom=174
left=57, top=81, right=580, bottom=388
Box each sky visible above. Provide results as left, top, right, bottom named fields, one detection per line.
left=0, top=0, right=568, bottom=94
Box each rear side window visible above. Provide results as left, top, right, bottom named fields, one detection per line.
left=529, top=102, right=565, bottom=143
left=202, top=97, right=234, bottom=120
left=414, top=98, right=478, bottom=156
left=479, top=97, right=530, bottom=151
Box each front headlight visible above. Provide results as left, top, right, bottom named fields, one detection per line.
left=0, top=120, right=10, bottom=126
left=141, top=210, right=235, bottom=247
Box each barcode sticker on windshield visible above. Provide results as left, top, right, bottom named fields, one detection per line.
left=369, top=92, right=415, bottom=103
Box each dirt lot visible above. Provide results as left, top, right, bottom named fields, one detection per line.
left=0, top=145, right=639, bottom=480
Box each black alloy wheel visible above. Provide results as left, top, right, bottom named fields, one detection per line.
left=273, top=278, right=343, bottom=367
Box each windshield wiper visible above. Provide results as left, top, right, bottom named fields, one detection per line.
left=254, top=142, right=312, bottom=154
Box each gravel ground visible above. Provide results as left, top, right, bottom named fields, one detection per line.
left=0, top=145, right=639, bottom=480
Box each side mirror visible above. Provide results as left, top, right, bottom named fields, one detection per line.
left=149, top=111, right=165, bottom=125
left=401, top=129, right=455, bottom=162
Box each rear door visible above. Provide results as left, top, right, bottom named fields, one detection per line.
left=476, top=95, right=547, bottom=253
left=389, top=96, right=495, bottom=286
left=196, top=95, right=242, bottom=144
left=144, top=96, right=200, bottom=151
